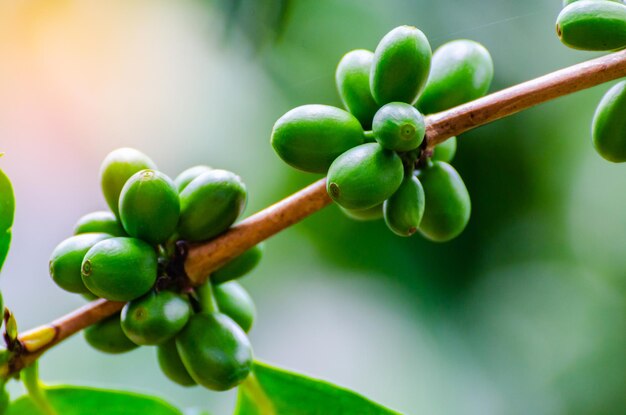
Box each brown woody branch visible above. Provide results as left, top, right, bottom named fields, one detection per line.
left=9, top=49, right=626, bottom=376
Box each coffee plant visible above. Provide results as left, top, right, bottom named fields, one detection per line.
left=1, top=1, right=626, bottom=412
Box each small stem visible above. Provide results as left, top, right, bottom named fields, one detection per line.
left=196, top=282, right=219, bottom=313
left=22, top=362, right=56, bottom=415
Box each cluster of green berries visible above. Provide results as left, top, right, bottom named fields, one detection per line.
left=557, top=0, right=626, bottom=51
left=556, top=2, right=626, bottom=163
left=271, top=26, right=493, bottom=241
left=48, top=148, right=264, bottom=391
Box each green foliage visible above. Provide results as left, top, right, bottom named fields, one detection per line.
left=235, top=361, right=402, bottom=415
left=6, top=386, right=182, bottom=415
left=0, top=166, right=14, bottom=273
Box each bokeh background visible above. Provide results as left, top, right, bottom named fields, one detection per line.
left=1, top=0, right=625, bottom=414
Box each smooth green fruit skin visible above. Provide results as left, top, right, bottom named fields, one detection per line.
left=49, top=233, right=112, bottom=293
left=176, top=313, right=253, bottom=391
left=417, top=161, right=471, bottom=242
left=121, top=290, right=191, bottom=345
left=174, top=165, right=212, bottom=193
left=81, top=237, right=158, bottom=301
left=73, top=211, right=126, bottom=237
left=214, top=282, right=256, bottom=333
left=340, top=204, right=384, bottom=221
left=370, top=26, right=432, bottom=105
left=563, top=0, right=623, bottom=6
left=100, top=148, right=156, bottom=218
left=383, top=176, right=425, bottom=237
left=416, top=40, right=493, bottom=115
left=178, top=170, right=247, bottom=242
left=212, top=243, right=264, bottom=285
left=271, top=105, right=365, bottom=173
left=84, top=314, right=138, bottom=354
left=431, top=137, right=457, bottom=163
left=593, top=81, right=626, bottom=162
left=327, top=143, right=404, bottom=210
left=557, top=1, right=626, bottom=51
left=372, top=102, right=425, bottom=151
left=157, top=338, right=196, bottom=387
left=119, top=170, right=180, bottom=245
left=335, top=49, right=380, bottom=130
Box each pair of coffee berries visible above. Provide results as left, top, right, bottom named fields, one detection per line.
left=557, top=0, right=626, bottom=51
left=49, top=148, right=263, bottom=391
left=272, top=26, right=493, bottom=241
left=555, top=3, right=626, bottom=163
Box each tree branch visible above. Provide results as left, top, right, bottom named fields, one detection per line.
left=9, top=49, right=626, bottom=375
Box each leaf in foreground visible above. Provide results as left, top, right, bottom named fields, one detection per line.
left=7, top=386, right=183, bottom=415
left=235, top=361, right=403, bottom=415
left=0, top=166, right=14, bottom=273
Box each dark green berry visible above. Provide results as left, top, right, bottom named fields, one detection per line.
left=372, top=102, right=425, bottom=151
left=383, top=176, right=425, bottom=237
left=174, top=165, right=212, bottom=193
left=431, top=137, right=457, bottom=163
left=81, top=237, right=157, bottom=301
left=340, top=203, right=384, bottom=221
left=84, top=313, right=138, bottom=354
left=157, top=338, right=196, bottom=387
left=100, top=148, right=156, bottom=218
left=178, top=170, right=247, bottom=242
left=121, top=290, right=191, bottom=345
left=214, top=281, right=256, bottom=333
left=335, top=49, right=380, bottom=130
left=73, top=211, right=126, bottom=237
left=49, top=233, right=112, bottom=293
left=593, top=80, right=626, bottom=162
left=370, top=26, right=432, bottom=105
left=176, top=312, right=253, bottom=391
left=417, top=161, right=471, bottom=242
left=212, top=243, right=264, bottom=285
left=327, top=143, right=404, bottom=210
left=119, top=169, right=180, bottom=245
left=557, top=1, right=626, bottom=51
left=271, top=105, right=365, bottom=173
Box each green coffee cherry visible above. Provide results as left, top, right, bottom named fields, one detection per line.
left=335, top=49, right=380, bottom=130
left=178, top=170, right=247, bottom=242
left=157, top=338, right=196, bottom=387
left=81, top=237, right=158, bottom=301
left=416, top=40, right=493, bottom=115
left=174, top=165, right=212, bottom=193
left=73, top=211, right=126, bottom=237
left=383, top=176, right=425, bottom=237
left=557, top=1, right=626, bottom=51
left=372, top=102, right=425, bottom=152
left=271, top=105, right=365, bottom=173
left=49, top=233, right=112, bottom=293
left=212, top=243, right=264, bottom=285
left=327, top=143, right=404, bottom=210
left=592, top=81, right=626, bottom=162
left=214, top=281, right=256, bottom=333
left=176, top=312, right=253, bottom=391
left=563, top=0, right=623, bottom=6
left=119, top=170, right=180, bottom=245
left=84, top=313, right=138, bottom=354
left=100, top=148, right=156, bottom=218
left=431, top=137, right=457, bottom=163
left=417, top=161, right=471, bottom=242
left=370, top=26, right=432, bottom=105
left=81, top=291, right=99, bottom=301
left=340, top=204, right=384, bottom=221
left=121, top=290, right=191, bottom=345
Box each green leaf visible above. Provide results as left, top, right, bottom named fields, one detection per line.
left=234, top=361, right=403, bottom=415
left=6, top=386, right=183, bottom=415
left=0, top=165, right=15, bottom=273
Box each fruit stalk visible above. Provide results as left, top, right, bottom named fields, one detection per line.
left=6, top=48, right=626, bottom=376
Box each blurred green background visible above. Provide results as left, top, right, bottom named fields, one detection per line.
left=0, top=0, right=625, bottom=414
